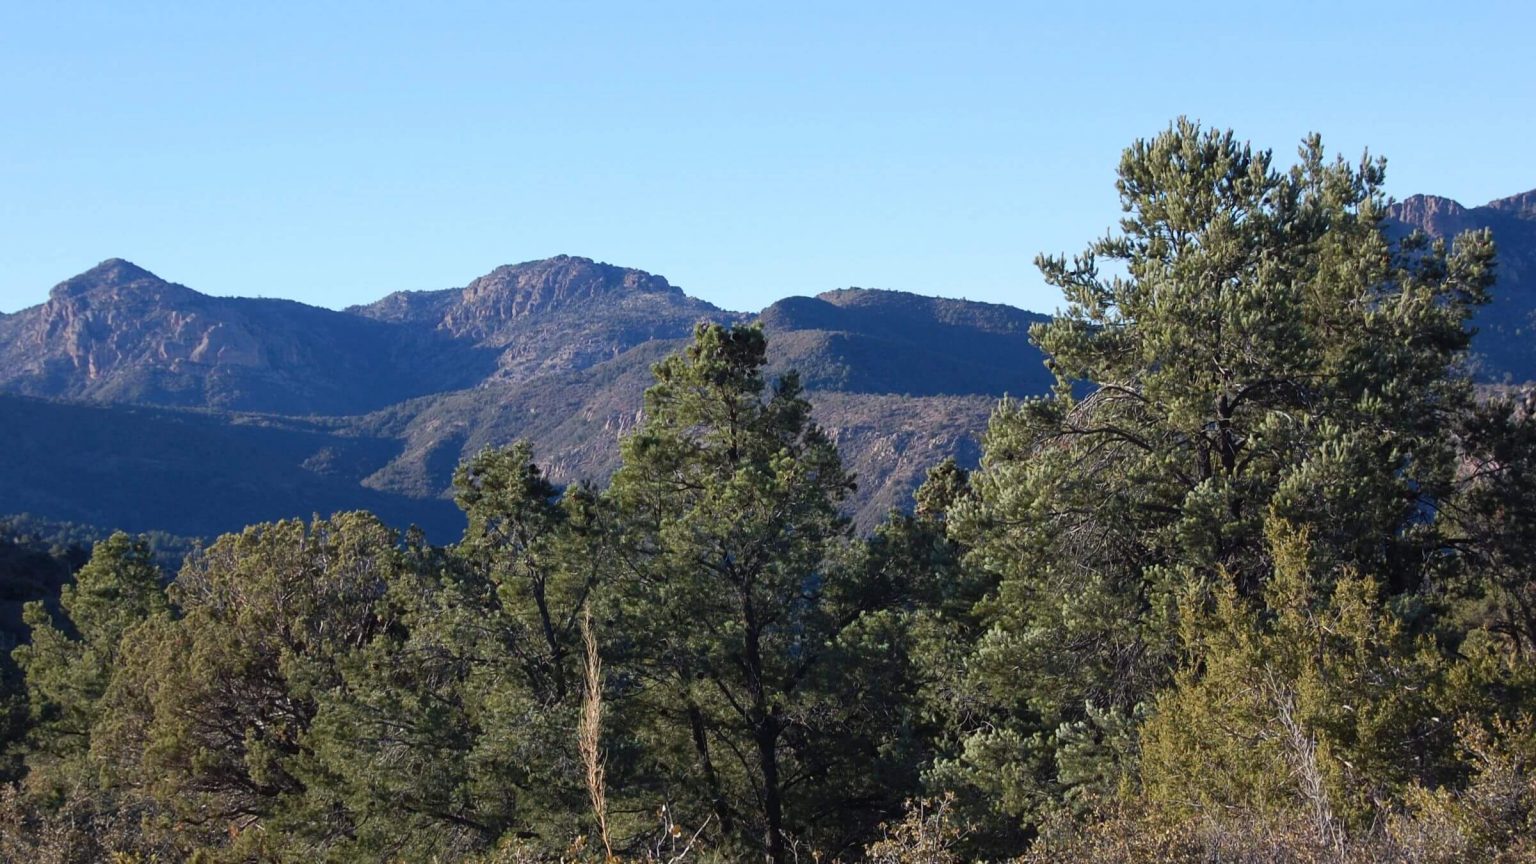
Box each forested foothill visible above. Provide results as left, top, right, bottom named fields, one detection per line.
left=4, top=121, right=1536, bottom=863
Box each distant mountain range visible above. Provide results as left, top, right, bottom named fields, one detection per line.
left=0, top=187, right=1530, bottom=543
left=0, top=255, right=1052, bottom=539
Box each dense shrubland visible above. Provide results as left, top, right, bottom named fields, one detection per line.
left=4, top=120, right=1536, bottom=862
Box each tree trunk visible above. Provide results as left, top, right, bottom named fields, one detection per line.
left=685, top=698, right=734, bottom=837
left=741, top=587, right=785, bottom=863
left=757, top=720, right=785, bottom=864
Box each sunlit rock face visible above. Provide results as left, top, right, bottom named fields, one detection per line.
left=1389, top=187, right=1536, bottom=383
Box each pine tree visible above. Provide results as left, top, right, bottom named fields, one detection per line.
left=939, top=119, right=1496, bottom=837
left=453, top=441, right=592, bottom=705
left=603, top=323, right=857, bottom=862
left=89, top=514, right=405, bottom=855
left=13, top=532, right=166, bottom=781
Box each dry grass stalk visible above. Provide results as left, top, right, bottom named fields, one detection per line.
left=577, top=605, right=613, bottom=861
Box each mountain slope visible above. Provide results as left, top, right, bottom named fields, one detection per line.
left=1388, top=188, right=1536, bottom=382
left=341, top=336, right=1002, bottom=530
left=10, top=219, right=1534, bottom=542
left=761, top=288, right=1054, bottom=396
left=0, top=260, right=493, bottom=414
left=352, top=254, right=743, bottom=384
left=0, top=393, right=462, bottom=540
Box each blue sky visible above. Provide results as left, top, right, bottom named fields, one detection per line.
left=2, top=1, right=1531, bottom=315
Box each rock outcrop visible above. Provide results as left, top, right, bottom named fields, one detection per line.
left=1389, top=187, right=1536, bottom=382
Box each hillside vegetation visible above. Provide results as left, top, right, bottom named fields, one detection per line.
left=3, top=122, right=1536, bottom=863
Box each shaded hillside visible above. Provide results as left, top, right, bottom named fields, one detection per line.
left=0, top=515, right=197, bottom=651
left=0, top=260, right=492, bottom=414
left=761, top=288, right=1054, bottom=396
left=0, top=394, right=462, bottom=541
left=810, top=390, right=995, bottom=524
left=345, top=337, right=1001, bottom=529
left=0, top=528, right=79, bottom=658
left=345, top=340, right=675, bottom=502
left=1388, top=188, right=1536, bottom=382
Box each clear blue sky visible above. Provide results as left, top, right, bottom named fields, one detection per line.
left=2, top=1, right=1531, bottom=315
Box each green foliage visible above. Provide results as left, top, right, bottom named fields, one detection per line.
left=940, top=119, right=1498, bottom=840
left=13, top=533, right=167, bottom=788
left=82, top=500, right=597, bottom=861
left=604, top=323, right=882, bottom=861
left=90, top=514, right=406, bottom=853
left=5, top=121, right=1536, bottom=863
left=454, top=441, right=592, bottom=705
left=1139, top=524, right=1459, bottom=834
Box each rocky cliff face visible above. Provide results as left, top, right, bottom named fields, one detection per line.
left=9, top=261, right=202, bottom=377
left=1389, top=187, right=1536, bottom=382
left=1391, top=194, right=1470, bottom=236
left=355, top=255, right=685, bottom=330
left=1487, top=190, right=1536, bottom=220
left=354, top=255, right=740, bottom=383
left=443, top=255, right=690, bottom=337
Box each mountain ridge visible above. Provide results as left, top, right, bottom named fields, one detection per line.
left=4, top=190, right=1534, bottom=540
left=0, top=254, right=1055, bottom=536
left=1387, top=186, right=1536, bottom=382
left=0, top=259, right=495, bottom=414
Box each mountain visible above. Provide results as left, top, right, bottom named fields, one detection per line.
left=351, top=254, right=744, bottom=384
left=1388, top=188, right=1536, bottom=382
left=761, top=288, right=1053, bottom=396
left=0, top=393, right=463, bottom=540
left=0, top=260, right=493, bottom=414
left=0, top=256, right=1054, bottom=538
left=338, top=277, right=1052, bottom=530
left=6, top=206, right=1534, bottom=543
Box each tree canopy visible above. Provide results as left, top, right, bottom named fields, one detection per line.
left=4, top=121, right=1536, bottom=863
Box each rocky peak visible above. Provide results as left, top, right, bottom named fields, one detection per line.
left=431, top=255, right=701, bottom=345
left=456, top=255, right=680, bottom=316
left=51, top=259, right=161, bottom=296
left=47, top=258, right=200, bottom=308
left=1390, top=194, right=1468, bottom=234
left=1487, top=188, right=1536, bottom=220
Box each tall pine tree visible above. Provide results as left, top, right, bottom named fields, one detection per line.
left=604, top=323, right=859, bottom=862
left=938, top=119, right=1496, bottom=839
